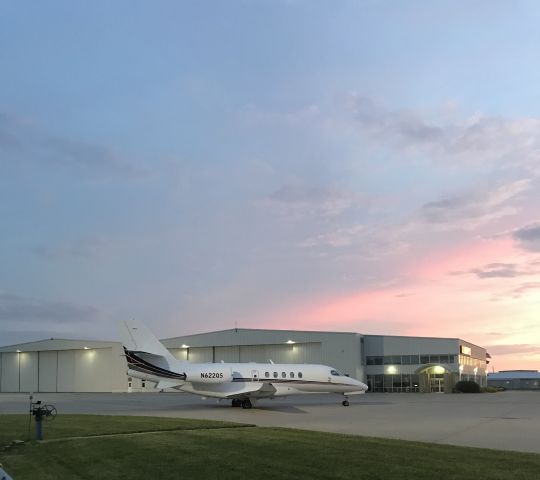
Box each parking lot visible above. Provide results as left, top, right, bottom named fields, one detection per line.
left=2, top=391, right=539, bottom=453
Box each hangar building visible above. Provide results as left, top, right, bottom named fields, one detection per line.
left=487, top=371, right=540, bottom=390
left=0, top=328, right=487, bottom=394
left=0, top=339, right=126, bottom=393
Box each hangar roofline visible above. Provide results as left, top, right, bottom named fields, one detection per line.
left=362, top=333, right=486, bottom=350
left=0, top=338, right=117, bottom=350
left=160, top=327, right=360, bottom=341
left=160, top=328, right=486, bottom=350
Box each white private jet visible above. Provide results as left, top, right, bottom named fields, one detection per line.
left=120, top=321, right=368, bottom=409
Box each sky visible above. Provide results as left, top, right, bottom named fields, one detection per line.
left=1, top=1, right=539, bottom=371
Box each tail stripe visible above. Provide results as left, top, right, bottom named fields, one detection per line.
left=124, top=348, right=186, bottom=380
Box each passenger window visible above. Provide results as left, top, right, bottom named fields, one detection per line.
left=290, top=372, right=294, bottom=378
left=298, top=372, right=303, bottom=378
left=281, top=372, right=286, bottom=378
left=273, top=372, right=278, bottom=378
left=265, top=372, right=270, bottom=378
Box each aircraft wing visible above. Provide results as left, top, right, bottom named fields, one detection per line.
left=184, top=381, right=277, bottom=399
left=156, top=379, right=186, bottom=390
left=226, top=382, right=277, bottom=399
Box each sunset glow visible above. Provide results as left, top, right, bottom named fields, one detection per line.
left=1, top=2, right=539, bottom=372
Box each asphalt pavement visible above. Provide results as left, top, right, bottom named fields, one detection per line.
left=1, top=390, right=539, bottom=453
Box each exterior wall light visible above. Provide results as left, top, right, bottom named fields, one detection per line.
left=16, top=350, right=21, bottom=353
left=181, top=344, right=190, bottom=348
left=387, top=365, right=397, bottom=374
left=286, top=340, right=296, bottom=344
left=83, top=346, right=90, bottom=350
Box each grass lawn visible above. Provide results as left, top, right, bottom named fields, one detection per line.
left=0, top=414, right=246, bottom=445
left=1, top=415, right=540, bottom=480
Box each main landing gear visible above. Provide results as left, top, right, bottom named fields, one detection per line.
left=231, top=398, right=253, bottom=409
left=341, top=395, right=350, bottom=407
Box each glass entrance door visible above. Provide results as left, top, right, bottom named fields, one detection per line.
left=430, top=375, right=443, bottom=393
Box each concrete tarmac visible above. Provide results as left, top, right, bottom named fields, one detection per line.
left=1, top=391, right=539, bottom=454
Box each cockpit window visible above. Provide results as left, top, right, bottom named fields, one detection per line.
left=330, top=369, right=343, bottom=376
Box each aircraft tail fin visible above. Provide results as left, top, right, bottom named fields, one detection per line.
left=119, top=320, right=176, bottom=363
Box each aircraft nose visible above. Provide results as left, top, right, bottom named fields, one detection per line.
left=351, top=378, right=368, bottom=391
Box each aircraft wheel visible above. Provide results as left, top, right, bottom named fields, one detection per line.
left=242, top=399, right=252, bottom=409
left=342, top=400, right=350, bottom=407
left=232, top=399, right=241, bottom=407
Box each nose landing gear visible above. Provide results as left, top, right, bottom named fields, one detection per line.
left=342, top=400, right=349, bottom=406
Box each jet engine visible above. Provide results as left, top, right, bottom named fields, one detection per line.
left=184, top=366, right=233, bottom=384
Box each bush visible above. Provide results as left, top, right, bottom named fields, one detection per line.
left=480, top=386, right=499, bottom=393
left=454, top=380, right=480, bottom=393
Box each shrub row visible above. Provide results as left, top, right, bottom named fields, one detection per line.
left=453, top=380, right=480, bottom=393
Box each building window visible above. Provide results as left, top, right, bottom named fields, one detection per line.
left=402, top=375, right=411, bottom=390
left=367, top=353, right=460, bottom=367
left=402, top=355, right=412, bottom=365
left=369, top=374, right=383, bottom=392
left=409, top=355, right=420, bottom=364
left=384, top=355, right=402, bottom=365
left=383, top=374, right=394, bottom=392
left=366, top=356, right=383, bottom=365
left=367, top=374, right=421, bottom=393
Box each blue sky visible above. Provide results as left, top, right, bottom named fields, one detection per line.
left=1, top=1, right=540, bottom=369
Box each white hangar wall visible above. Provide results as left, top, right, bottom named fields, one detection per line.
left=170, top=343, right=323, bottom=366
left=0, top=340, right=127, bottom=393
left=1, top=353, right=19, bottom=392
left=162, top=328, right=364, bottom=381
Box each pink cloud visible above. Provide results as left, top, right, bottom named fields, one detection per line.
left=255, top=237, right=540, bottom=370
left=406, top=237, right=517, bottom=280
